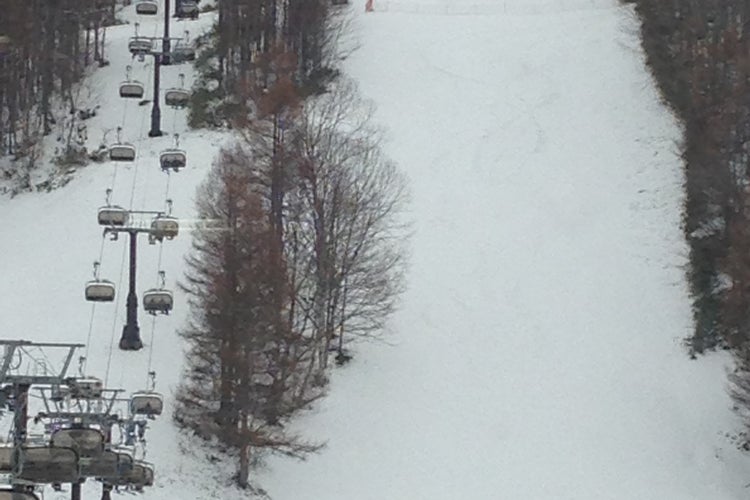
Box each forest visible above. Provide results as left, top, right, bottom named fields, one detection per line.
left=626, top=0, right=750, bottom=439
left=0, top=0, right=117, bottom=187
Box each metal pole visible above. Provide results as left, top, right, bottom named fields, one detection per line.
left=101, top=422, right=114, bottom=500
left=148, top=53, right=162, bottom=137
left=119, top=231, right=143, bottom=350
left=13, top=384, right=29, bottom=447
left=162, top=0, right=171, bottom=65
left=71, top=482, right=81, bottom=500
left=12, top=383, right=30, bottom=493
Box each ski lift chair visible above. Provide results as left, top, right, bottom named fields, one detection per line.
left=135, top=0, right=158, bottom=15
left=120, top=65, right=145, bottom=98
left=172, top=43, right=196, bottom=63
left=176, top=1, right=199, bottom=19
left=114, top=450, right=134, bottom=476
left=0, top=447, right=11, bottom=473
left=109, top=143, right=136, bottom=162
left=111, top=454, right=139, bottom=487
left=79, top=449, right=119, bottom=478
left=164, top=88, right=190, bottom=108
left=51, top=428, right=105, bottom=459
left=128, top=37, right=153, bottom=56
left=141, top=462, right=155, bottom=487
left=150, top=215, right=179, bottom=241
left=127, top=462, right=154, bottom=489
left=159, top=149, right=186, bottom=172
left=15, top=446, right=79, bottom=484
left=143, top=289, right=173, bottom=315
left=85, top=280, right=116, bottom=302
left=98, top=205, right=130, bottom=226
left=119, top=81, right=145, bottom=99
left=130, top=392, right=164, bottom=417
left=0, top=491, right=40, bottom=500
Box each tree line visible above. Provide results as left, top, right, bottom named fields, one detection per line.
left=175, top=0, right=409, bottom=490
left=0, top=0, right=117, bottom=185
left=624, top=0, right=750, bottom=447
left=189, top=0, right=352, bottom=128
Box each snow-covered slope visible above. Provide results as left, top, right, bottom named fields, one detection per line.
left=260, top=1, right=750, bottom=499
left=0, top=4, right=238, bottom=498
left=1, top=0, right=749, bottom=499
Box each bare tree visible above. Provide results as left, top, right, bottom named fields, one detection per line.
left=176, top=144, right=322, bottom=489
left=286, top=78, right=409, bottom=372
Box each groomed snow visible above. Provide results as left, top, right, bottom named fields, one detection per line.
left=261, top=1, right=750, bottom=499
left=0, top=0, right=749, bottom=499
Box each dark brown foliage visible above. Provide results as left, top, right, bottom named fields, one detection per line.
left=627, top=0, right=750, bottom=352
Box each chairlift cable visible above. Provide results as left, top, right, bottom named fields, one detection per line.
left=120, top=91, right=130, bottom=131
left=125, top=31, right=156, bottom=211
left=83, top=225, right=111, bottom=369
left=119, top=33, right=158, bottom=390
left=163, top=169, right=172, bottom=207
left=145, top=315, right=157, bottom=385
left=126, top=82, right=150, bottom=212
left=104, top=236, right=129, bottom=387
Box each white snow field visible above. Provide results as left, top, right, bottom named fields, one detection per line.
left=261, top=1, right=750, bottom=499
left=0, top=0, right=749, bottom=498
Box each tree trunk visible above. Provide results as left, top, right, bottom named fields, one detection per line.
left=237, top=415, right=250, bottom=488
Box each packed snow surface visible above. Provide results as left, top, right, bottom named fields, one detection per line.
left=0, top=0, right=749, bottom=499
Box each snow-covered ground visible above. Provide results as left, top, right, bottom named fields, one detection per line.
left=1, top=0, right=749, bottom=498
left=0, top=3, right=237, bottom=498
left=261, top=1, right=750, bottom=499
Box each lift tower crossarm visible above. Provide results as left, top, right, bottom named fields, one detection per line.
left=0, top=341, right=85, bottom=385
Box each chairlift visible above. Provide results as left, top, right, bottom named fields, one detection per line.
left=119, top=64, right=145, bottom=99
left=143, top=289, right=173, bottom=315
left=159, top=149, right=186, bottom=171
left=142, top=462, right=155, bottom=486
left=109, top=143, right=136, bottom=162
left=115, top=451, right=134, bottom=475
left=67, top=377, right=103, bottom=399
left=127, top=462, right=154, bottom=488
left=98, top=205, right=129, bottom=226
left=97, top=449, right=134, bottom=483
left=135, top=0, right=158, bottom=15
left=150, top=215, right=179, bottom=241
left=110, top=126, right=137, bottom=162
left=164, top=88, right=190, bottom=108
left=128, top=37, right=152, bottom=56
left=79, top=449, right=119, bottom=478
left=119, top=81, right=144, bottom=99
left=160, top=134, right=186, bottom=172
left=130, top=392, right=164, bottom=416
left=172, top=43, right=196, bottom=63
left=85, top=280, right=115, bottom=302
left=176, top=0, right=199, bottom=19
left=0, top=447, right=11, bottom=472
left=51, top=428, right=105, bottom=458
left=165, top=73, right=190, bottom=108
left=332, top=0, right=348, bottom=5
left=0, top=491, right=40, bottom=500
left=110, top=454, right=141, bottom=487
left=15, top=446, right=79, bottom=484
